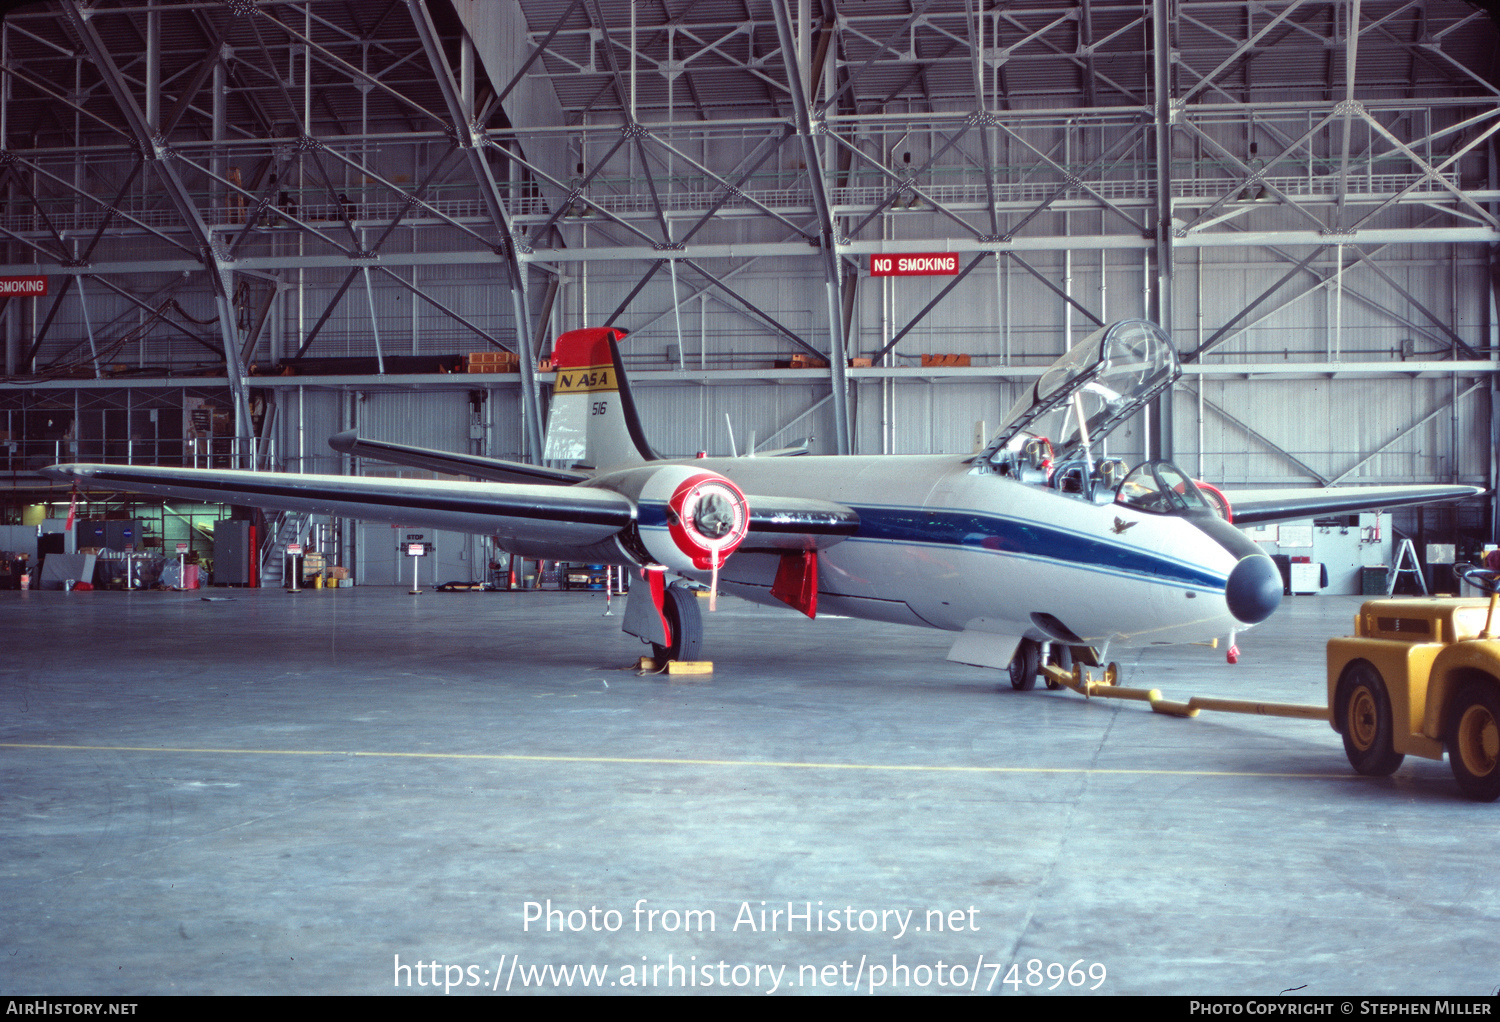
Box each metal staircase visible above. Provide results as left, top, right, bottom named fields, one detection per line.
left=259, top=511, right=313, bottom=588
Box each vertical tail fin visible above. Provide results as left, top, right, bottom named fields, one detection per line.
left=542, top=327, right=659, bottom=470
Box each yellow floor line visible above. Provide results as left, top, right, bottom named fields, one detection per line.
left=0, top=741, right=1352, bottom=781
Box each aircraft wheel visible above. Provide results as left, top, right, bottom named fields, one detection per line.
left=651, top=586, right=703, bottom=662
left=1044, top=644, right=1071, bottom=690
left=1008, top=639, right=1040, bottom=691
left=1447, top=680, right=1500, bottom=802
left=1336, top=663, right=1405, bottom=777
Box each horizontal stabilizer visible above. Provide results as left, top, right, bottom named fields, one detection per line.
left=1219, top=483, right=1485, bottom=526
left=753, top=440, right=811, bottom=458
left=329, top=430, right=588, bottom=485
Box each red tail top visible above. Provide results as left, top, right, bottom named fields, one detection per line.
left=551, top=327, right=627, bottom=369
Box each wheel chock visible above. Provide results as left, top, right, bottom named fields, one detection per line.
left=634, top=656, right=714, bottom=678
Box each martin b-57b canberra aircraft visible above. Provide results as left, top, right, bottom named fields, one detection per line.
left=47, top=320, right=1480, bottom=685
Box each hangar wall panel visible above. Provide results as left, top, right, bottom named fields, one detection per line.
left=357, top=525, right=484, bottom=587
left=355, top=391, right=473, bottom=459
left=630, top=381, right=835, bottom=459
left=263, top=387, right=529, bottom=473
left=267, top=389, right=344, bottom=476
left=1179, top=377, right=1492, bottom=487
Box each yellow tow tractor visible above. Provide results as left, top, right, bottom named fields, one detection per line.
left=1037, top=563, right=1500, bottom=801
left=1327, top=563, right=1500, bottom=802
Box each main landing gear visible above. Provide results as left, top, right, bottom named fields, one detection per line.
left=651, top=585, right=703, bottom=663
left=621, top=567, right=713, bottom=677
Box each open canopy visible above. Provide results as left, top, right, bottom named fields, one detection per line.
left=981, top=319, right=1180, bottom=467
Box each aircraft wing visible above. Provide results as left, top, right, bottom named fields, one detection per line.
left=44, top=463, right=635, bottom=551
left=1215, top=483, right=1485, bottom=526
left=42, top=463, right=859, bottom=559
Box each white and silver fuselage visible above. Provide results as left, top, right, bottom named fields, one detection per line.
left=658, top=454, right=1260, bottom=648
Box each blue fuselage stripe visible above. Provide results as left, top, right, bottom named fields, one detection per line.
left=641, top=501, right=1228, bottom=591
left=844, top=505, right=1227, bottom=590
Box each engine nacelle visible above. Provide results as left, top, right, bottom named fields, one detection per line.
left=591, top=464, right=750, bottom=575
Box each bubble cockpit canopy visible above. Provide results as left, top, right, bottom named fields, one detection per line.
left=979, top=319, right=1180, bottom=470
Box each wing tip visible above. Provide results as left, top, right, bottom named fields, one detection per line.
left=1225, top=482, right=1487, bottom=527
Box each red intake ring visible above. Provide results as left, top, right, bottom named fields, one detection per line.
left=666, top=473, right=750, bottom=570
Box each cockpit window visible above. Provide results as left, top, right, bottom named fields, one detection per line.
left=980, top=320, right=1180, bottom=470
left=1116, top=461, right=1213, bottom=515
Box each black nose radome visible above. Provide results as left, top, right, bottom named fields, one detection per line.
left=1226, top=555, right=1283, bottom=624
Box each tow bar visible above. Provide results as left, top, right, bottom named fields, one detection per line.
left=1041, top=663, right=1331, bottom=722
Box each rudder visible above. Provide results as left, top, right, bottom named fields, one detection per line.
left=543, top=327, right=658, bottom=470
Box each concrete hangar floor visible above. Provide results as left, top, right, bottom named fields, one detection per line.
left=1, top=585, right=1495, bottom=997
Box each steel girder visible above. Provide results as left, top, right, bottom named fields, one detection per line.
left=1148, top=0, right=1175, bottom=460
left=0, top=0, right=1494, bottom=482
left=771, top=0, right=850, bottom=454
left=57, top=0, right=255, bottom=468
left=407, top=0, right=544, bottom=463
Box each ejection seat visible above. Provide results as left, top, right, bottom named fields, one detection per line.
left=1050, top=459, right=1092, bottom=499
left=1049, top=456, right=1130, bottom=503
left=1095, top=458, right=1128, bottom=500
left=1016, top=437, right=1053, bottom=486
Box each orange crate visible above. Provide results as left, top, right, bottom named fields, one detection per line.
left=467, top=351, right=520, bottom=373
left=787, top=353, right=830, bottom=369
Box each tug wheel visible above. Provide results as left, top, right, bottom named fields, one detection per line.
left=1336, top=663, right=1404, bottom=777
left=1447, top=681, right=1500, bottom=802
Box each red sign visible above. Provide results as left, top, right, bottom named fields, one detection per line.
left=869, top=254, right=959, bottom=277
left=0, top=276, right=47, bottom=296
